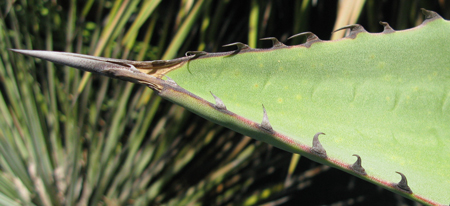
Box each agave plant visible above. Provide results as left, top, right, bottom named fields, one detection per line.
left=2, top=0, right=449, bottom=205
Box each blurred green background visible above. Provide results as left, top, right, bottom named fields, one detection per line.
left=1, top=0, right=448, bottom=205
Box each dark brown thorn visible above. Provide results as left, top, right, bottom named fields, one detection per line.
left=394, top=172, right=413, bottom=194
left=311, top=132, right=327, bottom=158
left=185, top=51, right=207, bottom=58
left=421, top=8, right=443, bottom=22
left=379, top=21, right=395, bottom=34
left=333, top=24, right=367, bottom=38
left=210, top=92, right=226, bottom=110
left=350, top=154, right=367, bottom=175
left=260, top=105, right=273, bottom=132
left=163, top=75, right=177, bottom=86
left=222, top=42, right=251, bottom=52
left=288, top=32, right=321, bottom=43
left=260, top=37, right=286, bottom=48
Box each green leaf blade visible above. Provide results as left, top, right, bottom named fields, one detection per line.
left=162, top=18, right=450, bottom=205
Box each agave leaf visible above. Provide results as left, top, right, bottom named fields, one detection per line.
left=11, top=9, right=450, bottom=205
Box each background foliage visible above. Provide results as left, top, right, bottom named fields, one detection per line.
left=1, top=0, right=448, bottom=205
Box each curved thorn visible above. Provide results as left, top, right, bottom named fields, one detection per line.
left=332, top=24, right=361, bottom=32
left=394, top=172, right=413, bottom=194
left=379, top=21, right=395, bottom=33
left=260, top=105, right=273, bottom=132
left=350, top=154, right=367, bottom=175
left=210, top=92, right=226, bottom=110
left=333, top=24, right=367, bottom=38
left=288, top=32, right=321, bottom=42
left=260, top=37, right=286, bottom=48
left=222, top=42, right=251, bottom=51
left=185, top=51, right=207, bottom=58
left=421, top=8, right=442, bottom=22
left=163, top=75, right=178, bottom=86
left=311, top=132, right=327, bottom=158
